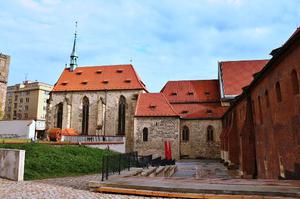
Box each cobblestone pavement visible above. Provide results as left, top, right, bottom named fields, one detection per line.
left=35, top=174, right=103, bottom=190
left=0, top=178, right=162, bottom=199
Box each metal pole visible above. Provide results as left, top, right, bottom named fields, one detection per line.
left=118, top=154, right=121, bottom=175
left=101, top=156, right=105, bottom=181
left=105, top=155, right=109, bottom=180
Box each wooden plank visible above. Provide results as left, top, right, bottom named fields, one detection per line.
left=97, top=186, right=287, bottom=199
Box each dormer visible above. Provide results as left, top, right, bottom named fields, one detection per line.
left=116, top=69, right=124, bottom=73
left=102, top=80, right=109, bottom=84
left=181, top=110, right=188, bottom=114
left=149, top=103, right=156, bottom=109
left=76, top=71, right=83, bottom=75
left=170, top=92, right=177, bottom=96
left=81, top=80, right=88, bottom=85
left=61, top=81, right=68, bottom=86
left=96, top=70, right=102, bottom=74
left=187, top=91, right=194, bottom=95
left=124, top=79, right=131, bottom=83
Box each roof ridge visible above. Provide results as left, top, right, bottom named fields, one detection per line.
left=76, top=64, right=132, bottom=69
left=161, top=93, right=179, bottom=116
left=219, top=59, right=269, bottom=64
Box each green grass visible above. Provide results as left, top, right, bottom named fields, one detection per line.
left=0, top=143, right=116, bottom=180
left=0, top=138, right=30, bottom=143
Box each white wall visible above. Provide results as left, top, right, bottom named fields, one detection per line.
left=0, top=120, right=36, bottom=140
left=0, top=149, right=25, bottom=181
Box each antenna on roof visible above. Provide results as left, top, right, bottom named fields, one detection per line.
left=25, top=73, right=28, bottom=81
left=129, top=57, right=133, bottom=63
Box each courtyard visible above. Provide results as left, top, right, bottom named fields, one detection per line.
left=1, top=159, right=298, bottom=198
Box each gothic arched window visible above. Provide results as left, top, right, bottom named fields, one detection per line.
left=291, top=70, right=299, bottom=95
left=276, top=81, right=282, bottom=102
left=118, top=96, right=126, bottom=135
left=182, top=126, right=189, bottom=142
left=56, top=103, right=63, bottom=128
left=143, top=127, right=148, bottom=142
left=82, top=96, right=89, bottom=135
left=207, top=125, right=214, bottom=142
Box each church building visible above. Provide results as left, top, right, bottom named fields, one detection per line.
left=46, top=28, right=147, bottom=152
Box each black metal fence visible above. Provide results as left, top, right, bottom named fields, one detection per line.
left=101, top=151, right=138, bottom=181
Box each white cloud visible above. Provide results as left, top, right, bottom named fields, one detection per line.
left=0, top=0, right=299, bottom=91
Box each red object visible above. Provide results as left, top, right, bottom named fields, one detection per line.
left=164, top=141, right=169, bottom=160
left=219, top=60, right=268, bottom=96
left=164, top=141, right=172, bottom=160
left=167, top=141, right=172, bottom=160
left=53, top=64, right=147, bottom=92
left=135, top=93, right=178, bottom=117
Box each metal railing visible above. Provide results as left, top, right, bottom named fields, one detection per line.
left=101, top=151, right=138, bottom=181
left=61, top=135, right=124, bottom=143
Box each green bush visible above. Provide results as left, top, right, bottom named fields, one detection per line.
left=0, top=143, right=116, bottom=180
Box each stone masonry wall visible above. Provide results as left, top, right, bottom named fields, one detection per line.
left=46, top=89, right=143, bottom=152
left=134, top=117, right=180, bottom=160
left=180, top=119, right=222, bottom=159
left=0, top=54, right=10, bottom=120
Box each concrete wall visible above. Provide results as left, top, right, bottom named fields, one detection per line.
left=86, top=143, right=125, bottom=153
left=47, top=89, right=144, bottom=152
left=180, top=119, right=222, bottom=159
left=0, top=120, right=36, bottom=139
left=134, top=117, right=180, bottom=160
left=0, top=149, right=25, bottom=181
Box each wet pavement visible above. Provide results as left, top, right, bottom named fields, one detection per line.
left=172, top=159, right=239, bottom=179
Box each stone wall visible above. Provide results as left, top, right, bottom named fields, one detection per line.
left=180, top=119, right=222, bottom=159
left=0, top=54, right=10, bottom=120
left=47, top=89, right=143, bottom=152
left=134, top=117, right=180, bottom=160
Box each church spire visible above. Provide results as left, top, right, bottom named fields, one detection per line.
left=69, top=21, right=78, bottom=71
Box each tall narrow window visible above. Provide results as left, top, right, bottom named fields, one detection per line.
left=258, top=96, right=263, bottom=124
left=82, top=96, right=89, bottom=135
left=118, top=96, right=126, bottom=135
left=56, top=103, right=63, bottom=128
left=276, top=82, right=282, bottom=102
left=265, top=90, right=270, bottom=108
left=182, top=126, right=189, bottom=142
left=207, top=125, right=214, bottom=142
left=291, top=70, right=299, bottom=95
left=143, top=128, right=148, bottom=142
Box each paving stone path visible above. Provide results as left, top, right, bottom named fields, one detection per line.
left=173, top=159, right=239, bottom=179
left=0, top=178, right=162, bottom=199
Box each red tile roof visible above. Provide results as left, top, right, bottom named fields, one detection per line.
left=52, top=64, right=146, bottom=92
left=135, top=93, right=178, bottom=117
left=219, top=60, right=268, bottom=96
left=161, top=80, right=220, bottom=103
left=171, top=103, right=228, bottom=119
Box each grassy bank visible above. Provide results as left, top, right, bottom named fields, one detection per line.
left=0, top=143, right=115, bottom=180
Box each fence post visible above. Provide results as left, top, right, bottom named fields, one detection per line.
left=105, top=155, right=109, bottom=180
left=128, top=153, right=131, bottom=171
left=101, top=156, right=105, bottom=181
left=118, top=154, right=121, bottom=175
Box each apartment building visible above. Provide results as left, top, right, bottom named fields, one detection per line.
left=4, top=81, right=53, bottom=121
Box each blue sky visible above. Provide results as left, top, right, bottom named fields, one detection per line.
left=0, top=0, right=299, bottom=92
